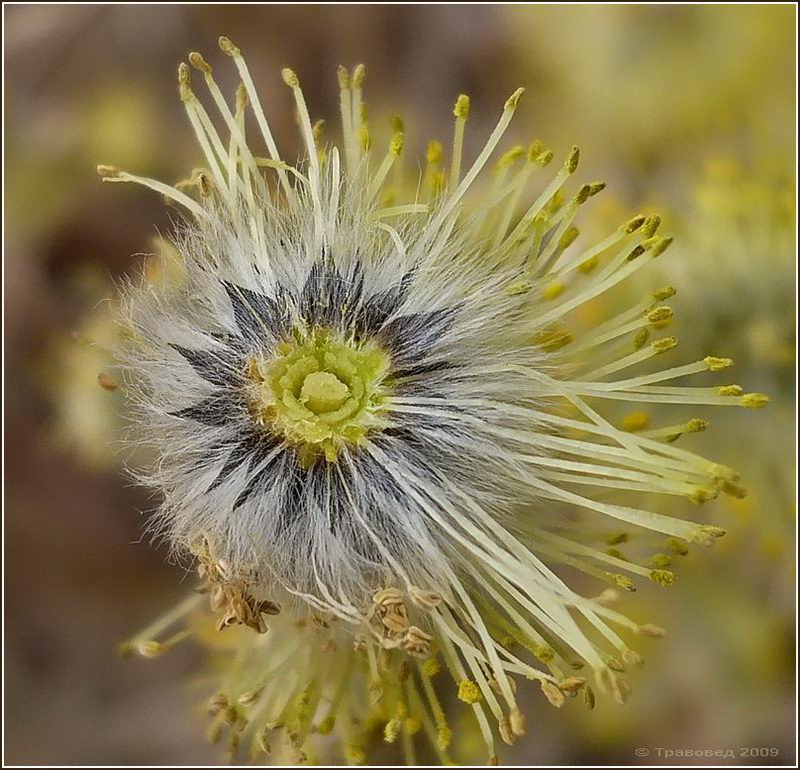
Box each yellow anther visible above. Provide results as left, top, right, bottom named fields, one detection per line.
left=218, top=36, right=240, bottom=57
left=405, top=716, right=422, bottom=736
left=383, top=716, right=402, bottom=743
left=626, top=244, right=646, bottom=261
left=281, top=68, right=300, bottom=88
left=388, top=131, right=404, bottom=156
left=723, top=480, right=748, bottom=498
left=546, top=189, right=564, bottom=213
left=742, top=392, right=769, bottom=408
left=642, top=214, right=661, bottom=238
left=691, top=525, right=727, bottom=545
left=565, top=145, right=580, bottom=173
left=652, top=285, right=676, bottom=301
left=633, top=328, right=650, bottom=349
left=620, top=411, right=649, bottom=432
left=646, top=306, right=673, bottom=324
left=421, top=657, right=440, bottom=677
left=426, top=139, right=443, bottom=165
left=651, top=235, right=673, bottom=256
left=337, top=65, right=350, bottom=89
left=535, top=148, right=554, bottom=166
left=453, top=94, right=470, bottom=119
left=583, top=685, right=596, bottom=710
left=558, top=227, right=579, bottom=250
left=527, top=138, right=544, bottom=157
left=497, top=145, right=525, bottom=169
left=689, top=487, right=716, bottom=504
left=717, top=384, right=743, bottom=396
left=575, top=181, right=606, bottom=204
left=666, top=537, right=689, bottom=556
left=578, top=255, right=598, bottom=273
left=652, top=336, right=677, bottom=353
left=504, top=87, right=525, bottom=110
left=359, top=124, right=371, bottom=152
left=606, top=531, right=629, bottom=545
left=389, top=115, right=404, bottom=132
left=543, top=282, right=566, bottom=301
left=651, top=553, right=672, bottom=569
left=457, top=679, right=482, bottom=704
left=607, top=573, right=635, bottom=591
left=686, top=418, right=709, bottom=433
left=316, top=714, right=336, bottom=735
left=623, top=214, right=646, bottom=233
left=351, top=63, right=366, bottom=87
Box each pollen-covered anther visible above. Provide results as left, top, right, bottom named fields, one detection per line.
left=689, top=486, right=717, bottom=504
left=217, top=35, right=240, bottom=57
left=704, top=355, right=733, bottom=371
left=453, top=93, right=470, bottom=119
left=641, top=214, right=661, bottom=238
left=646, top=306, right=673, bottom=324
left=741, top=392, right=769, bottom=408
left=690, top=525, right=727, bottom=546
left=574, top=181, right=605, bottom=204
left=623, top=214, right=646, bottom=233
left=649, top=569, right=675, bottom=586
left=722, top=480, right=748, bottom=499
left=652, top=336, right=678, bottom=353
left=281, top=67, right=300, bottom=88
left=457, top=679, right=482, bottom=704
left=652, top=285, right=677, bottom=301
left=565, top=145, right=580, bottom=173
left=606, top=572, right=636, bottom=591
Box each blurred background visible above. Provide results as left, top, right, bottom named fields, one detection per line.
left=4, top=4, right=796, bottom=766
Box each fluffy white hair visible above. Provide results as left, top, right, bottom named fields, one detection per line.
left=107, top=43, right=766, bottom=750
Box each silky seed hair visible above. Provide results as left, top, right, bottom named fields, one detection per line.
left=107, top=38, right=767, bottom=764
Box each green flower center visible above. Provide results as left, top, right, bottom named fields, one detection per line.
left=246, top=328, right=392, bottom=464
